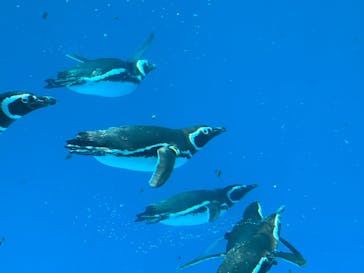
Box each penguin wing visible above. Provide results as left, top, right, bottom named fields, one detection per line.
left=272, top=237, right=306, bottom=266
left=149, top=146, right=178, bottom=188
left=178, top=253, right=226, bottom=270
left=208, top=201, right=222, bottom=222
left=66, top=54, right=89, bottom=63
left=129, top=33, right=155, bottom=61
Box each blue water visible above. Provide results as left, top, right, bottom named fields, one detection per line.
left=1, top=1, right=363, bottom=272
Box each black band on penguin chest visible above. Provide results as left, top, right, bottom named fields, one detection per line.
left=102, top=72, right=141, bottom=84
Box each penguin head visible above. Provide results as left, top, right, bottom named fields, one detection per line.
left=135, top=59, right=156, bottom=77
left=0, top=91, right=56, bottom=119
left=242, top=201, right=263, bottom=223
left=186, top=125, right=226, bottom=151
left=259, top=205, right=285, bottom=243
left=225, top=184, right=258, bottom=203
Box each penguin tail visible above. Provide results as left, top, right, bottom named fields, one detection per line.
left=135, top=209, right=165, bottom=224
left=134, top=214, right=144, bottom=222
left=45, top=74, right=80, bottom=88
left=44, top=78, right=59, bottom=88
left=65, top=131, right=108, bottom=156
left=135, top=213, right=160, bottom=224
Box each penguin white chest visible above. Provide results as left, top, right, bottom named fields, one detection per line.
left=160, top=206, right=228, bottom=226
left=161, top=211, right=211, bottom=226
left=68, top=81, right=138, bottom=97
left=94, top=155, right=188, bottom=172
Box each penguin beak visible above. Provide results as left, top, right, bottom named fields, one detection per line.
left=212, top=127, right=227, bottom=136
left=30, top=95, right=57, bottom=108
left=147, top=62, right=157, bottom=72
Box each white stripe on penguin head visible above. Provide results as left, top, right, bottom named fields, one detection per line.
left=1, top=94, right=31, bottom=120
left=188, top=126, right=212, bottom=150
left=136, top=60, right=148, bottom=77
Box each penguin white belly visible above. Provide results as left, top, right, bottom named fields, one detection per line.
left=68, top=81, right=138, bottom=97
left=160, top=211, right=210, bottom=226
left=94, top=155, right=188, bottom=171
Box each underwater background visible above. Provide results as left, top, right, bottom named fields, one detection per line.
left=1, top=0, right=363, bottom=272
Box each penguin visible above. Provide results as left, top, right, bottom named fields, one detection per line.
left=65, top=125, right=226, bottom=187
left=0, top=91, right=56, bottom=133
left=178, top=202, right=306, bottom=273
left=135, top=184, right=258, bottom=226
left=44, top=33, right=156, bottom=97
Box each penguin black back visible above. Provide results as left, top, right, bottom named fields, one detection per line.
left=66, top=125, right=226, bottom=158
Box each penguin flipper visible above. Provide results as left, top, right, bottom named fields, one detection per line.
left=208, top=202, right=221, bottom=222
left=148, top=146, right=178, bottom=188
left=66, top=54, right=89, bottom=63
left=178, top=253, right=225, bottom=270
left=129, top=33, right=155, bottom=61
left=202, top=237, right=226, bottom=256
left=273, top=237, right=306, bottom=266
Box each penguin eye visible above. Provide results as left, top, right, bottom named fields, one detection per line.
left=202, top=127, right=212, bottom=135
left=21, top=96, right=30, bottom=103
left=91, top=69, right=102, bottom=77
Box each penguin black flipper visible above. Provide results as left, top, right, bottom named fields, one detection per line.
left=273, top=237, right=306, bottom=266
left=178, top=253, right=225, bottom=270
left=149, top=145, right=178, bottom=188
left=66, top=54, right=89, bottom=63
left=129, top=33, right=155, bottom=61
left=208, top=201, right=221, bottom=222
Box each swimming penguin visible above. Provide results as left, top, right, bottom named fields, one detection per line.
left=178, top=202, right=306, bottom=273
left=135, top=184, right=258, bottom=226
left=0, top=91, right=56, bottom=133
left=65, top=125, right=226, bottom=187
left=44, top=33, right=156, bottom=97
